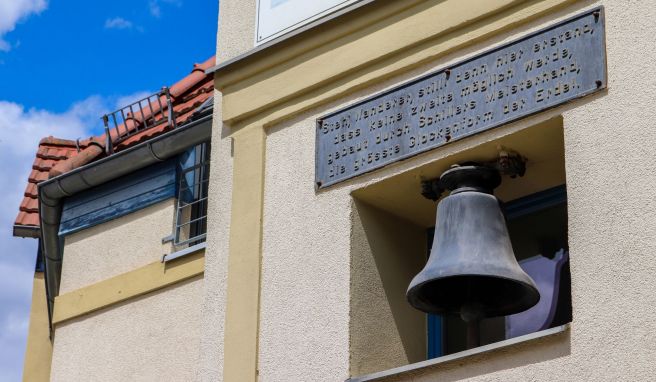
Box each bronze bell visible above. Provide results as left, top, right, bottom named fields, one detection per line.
left=407, top=165, right=540, bottom=325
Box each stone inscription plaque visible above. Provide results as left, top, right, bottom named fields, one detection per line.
left=315, top=8, right=606, bottom=188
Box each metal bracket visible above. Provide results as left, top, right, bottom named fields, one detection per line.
left=102, top=115, right=114, bottom=155
left=163, top=86, right=177, bottom=129
left=493, top=148, right=526, bottom=179
left=420, top=178, right=445, bottom=201
left=161, top=234, right=175, bottom=244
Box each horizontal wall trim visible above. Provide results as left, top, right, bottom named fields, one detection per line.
left=212, top=0, right=423, bottom=85
left=218, top=0, right=578, bottom=126
left=207, top=0, right=388, bottom=74
left=52, top=249, right=205, bottom=325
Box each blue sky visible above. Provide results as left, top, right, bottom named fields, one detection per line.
left=0, top=1, right=218, bottom=380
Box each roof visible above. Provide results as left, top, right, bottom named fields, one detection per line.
left=14, top=56, right=216, bottom=238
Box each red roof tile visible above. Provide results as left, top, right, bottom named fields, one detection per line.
left=20, top=197, right=39, bottom=213
left=15, top=138, right=84, bottom=234
left=33, top=158, right=57, bottom=171
left=14, top=56, right=216, bottom=237
left=24, top=183, right=37, bottom=198
left=16, top=211, right=40, bottom=227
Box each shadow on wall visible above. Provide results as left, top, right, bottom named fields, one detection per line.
left=350, top=198, right=427, bottom=375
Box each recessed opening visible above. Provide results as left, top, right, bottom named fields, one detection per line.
left=349, top=117, right=571, bottom=375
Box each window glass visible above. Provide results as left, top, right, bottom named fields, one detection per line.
left=175, top=142, right=211, bottom=248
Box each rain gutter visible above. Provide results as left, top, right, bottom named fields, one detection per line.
left=37, top=112, right=212, bottom=329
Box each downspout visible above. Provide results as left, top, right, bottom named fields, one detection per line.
left=37, top=112, right=213, bottom=329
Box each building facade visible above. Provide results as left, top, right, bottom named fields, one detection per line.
left=15, top=0, right=656, bottom=381
left=200, top=0, right=656, bottom=381
left=16, top=59, right=215, bottom=382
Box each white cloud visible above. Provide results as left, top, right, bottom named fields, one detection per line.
left=0, top=92, right=150, bottom=211
left=114, top=91, right=154, bottom=110
left=149, top=0, right=161, bottom=18
left=0, top=0, right=47, bottom=52
left=0, top=96, right=96, bottom=381
left=149, top=0, right=183, bottom=18
left=104, top=17, right=133, bottom=30
left=0, top=304, right=33, bottom=381
left=0, top=91, right=148, bottom=380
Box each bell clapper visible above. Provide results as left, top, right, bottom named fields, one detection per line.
left=461, top=302, right=484, bottom=349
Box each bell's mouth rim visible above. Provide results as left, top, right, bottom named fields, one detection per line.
left=406, top=274, right=540, bottom=318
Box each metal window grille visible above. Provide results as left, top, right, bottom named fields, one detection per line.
left=174, top=142, right=210, bottom=248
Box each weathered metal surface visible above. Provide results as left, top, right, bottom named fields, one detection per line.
left=406, top=165, right=539, bottom=320
left=315, top=8, right=606, bottom=188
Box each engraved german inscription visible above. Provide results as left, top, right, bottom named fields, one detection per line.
left=316, top=9, right=606, bottom=188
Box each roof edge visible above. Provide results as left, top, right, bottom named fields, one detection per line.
left=39, top=136, right=78, bottom=146
left=13, top=225, right=40, bottom=238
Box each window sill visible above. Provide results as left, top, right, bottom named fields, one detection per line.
left=162, top=242, right=207, bottom=263
left=347, top=323, right=570, bottom=382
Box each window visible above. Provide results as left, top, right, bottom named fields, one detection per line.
left=174, top=142, right=211, bottom=249
left=427, top=185, right=571, bottom=357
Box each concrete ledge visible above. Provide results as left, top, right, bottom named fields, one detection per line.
left=347, top=324, right=570, bottom=382
left=163, top=242, right=207, bottom=263
left=52, top=249, right=205, bottom=325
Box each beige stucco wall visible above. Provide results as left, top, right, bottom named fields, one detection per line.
left=369, top=3, right=656, bottom=379
left=206, top=0, right=656, bottom=381
left=53, top=198, right=206, bottom=382
left=258, top=116, right=352, bottom=381
left=59, top=199, right=175, bottom=294
left=245, top=1, right=656, bottom=381
left=259, top=109, right=569, bottom=382
left=50, top=277, right=203, bottom=382
left=197, top=0, right=249, bottom=379
left=216, top=0, right=255, bottom=62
